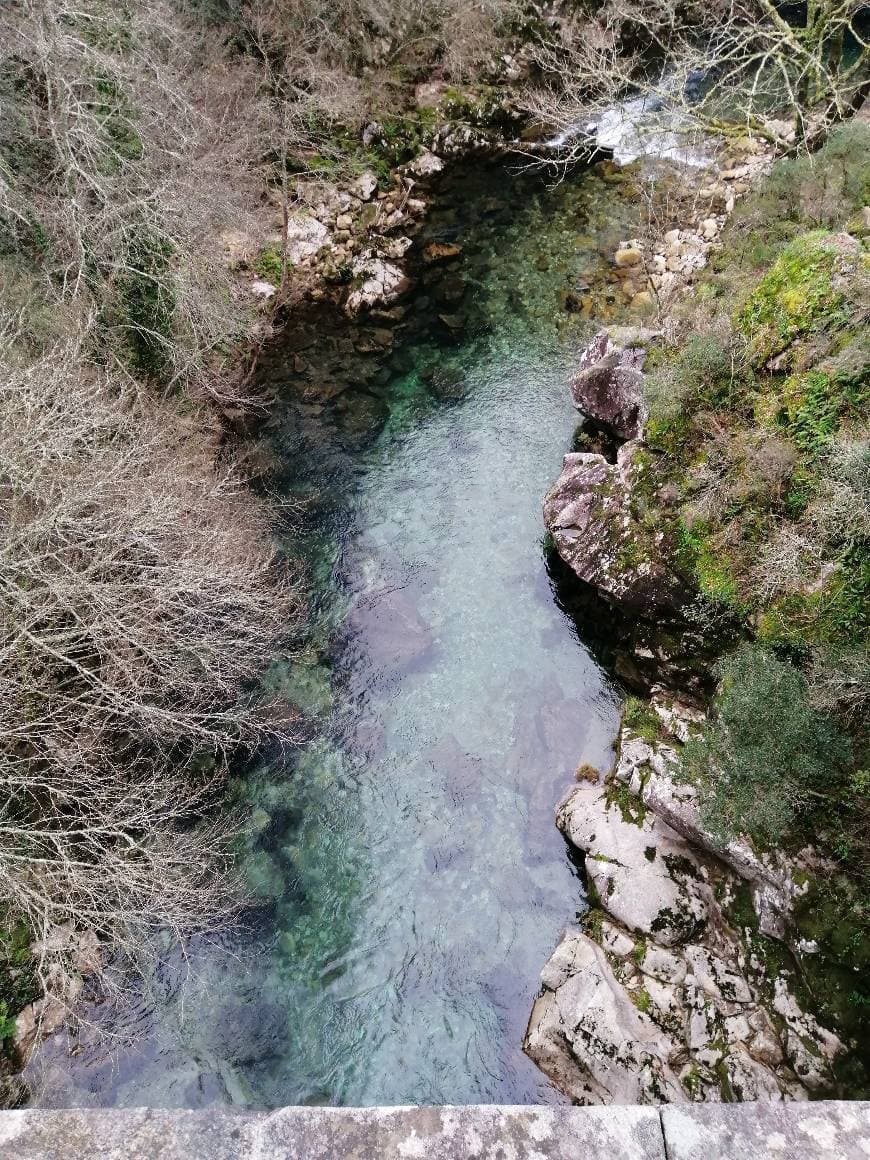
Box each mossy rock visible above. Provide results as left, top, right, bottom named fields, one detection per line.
left=737, top=231, right=855, bottom=367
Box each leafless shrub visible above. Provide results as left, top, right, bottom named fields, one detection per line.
left=0, top=326, right=301, bottom=1000
left=807, top=646, right=870, bottom=727
left=1, top=0, right=272, bottom=403
left=521, top=0, right=870, bottom=162
left=808, top=435, right=870, bottom=548
left=750, top=526, right=823, bottom=601
left=742, top=434, right=797, bottom=500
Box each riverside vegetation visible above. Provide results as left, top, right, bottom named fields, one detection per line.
left=1, top=0, right=869, bottom=1110
left=643, top=124, right=870, bottom=1053
left=535, top=119, right=869, bottom=1098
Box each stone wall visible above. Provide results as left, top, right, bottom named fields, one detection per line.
left=1, top=1102, right=868, bottom=1159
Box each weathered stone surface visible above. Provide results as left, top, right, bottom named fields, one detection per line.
left=5, top=1103, right=870, bottom=1158
left=543, top=444, right=692, bottom=618
left=556, top=784, right=709, bottom=945
left=260, top=1105, right=666, bottom=1159
left=614, top=729, right=807, bottom=938
left=285, top=214, right=330, bottom=263
left=526, top=931, right=686, bottom=1105
left=407, top=149, right=444, bottom=176
left=0, top=1109, right=259, bottom=1159
left=0, top=1106, right=667, bottom=1159
left=526, top=722, right=843, bottom=1107
left=346, top=252, right=412, bottom=314
left=661, top=1101, right=870, bottom=1160
left=570, top=331, right=649, bottom=442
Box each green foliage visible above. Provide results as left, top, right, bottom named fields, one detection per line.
left=0, top=916, right=36, bottom=1052
left=681, top=644, right=851, bottom=846
left=644, top=332, right=748, bottom=423
left=622, top=696, right=662, bottom=744
left=737, top=231, right=848, bottom=365
left=253, top=243, right=284, bottom=284
left=723, top=121, right=870, bottom=268
left=675, top=521, right=743, bottom=610
left=116, top=228, right=175, bottom=377
left=758, top=550, right=870, bottom=647
left=90, top=75, right=142, bottom=166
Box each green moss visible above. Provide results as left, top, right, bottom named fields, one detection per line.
left=605, top=778, right=648, bottom=826
left=737, top=232, right=849, bottom=366
left=622, top=696, right=662, bottom=744
left=630, top=985, right=651, bottom=1013
left=675, top=521, right=744, bottom=611
left=757, top=552, right=869, bottom=647
left=775, top=369, right=865, bottom=454
left=253, top=243, right=285, bottom=284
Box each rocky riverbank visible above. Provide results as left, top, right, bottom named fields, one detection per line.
left=525, top=704, right=842, bottom=1103
left=527, top=122, right=870, bottom=1103
left=528, top=327, right=849, bottom=1105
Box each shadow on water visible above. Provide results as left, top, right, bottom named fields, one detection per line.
left=28, top=157, right=646, bottom=1109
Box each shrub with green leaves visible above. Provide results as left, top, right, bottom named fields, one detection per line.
left=681, top=644, right=852, bottom=846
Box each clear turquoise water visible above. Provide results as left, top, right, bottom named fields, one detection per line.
left=30, top=161, right=639, bottom=1108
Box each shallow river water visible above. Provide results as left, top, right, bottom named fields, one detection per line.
left=31, top=159, right=642, bottom=1108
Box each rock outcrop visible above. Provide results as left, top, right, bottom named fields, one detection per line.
left=570, top=331, right=650, bottom=442
left=525, top=713, right=843, bottom=1106
left=544, top=442, right=692, bottom=619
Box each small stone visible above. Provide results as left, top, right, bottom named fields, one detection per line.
left=407, top=150, right=443, bottom=177
left=423, top=241, right=462, bottom=263
left=349, top=171, right=378, bottom=201
left=614, top=247, right=643, bottom=268
left=335, top=214, right=353, bottom=231
left=700, top=218, right=719, bottom=239
left=630, top=291, right=654, bottom=311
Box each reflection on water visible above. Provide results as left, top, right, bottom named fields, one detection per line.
left=28, top=160, right=640, bottom=1108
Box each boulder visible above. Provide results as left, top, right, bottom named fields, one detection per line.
left=407, top=151, right=444, bottom=177
left=526, top=930, right=686, bottom=1105
left=285, top=213, right=330, bottom=263
left=543, top=444, right=693, bottom=619
left=349, top=171, right=379, bottom=201
left=569, top=330, right=651, bottom=442
left=556, top=784, right=710, bottom=946
left=346, top=253, right=412, bottom=315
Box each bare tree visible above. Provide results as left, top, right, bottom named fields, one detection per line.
left=0, top=326, right=301, bottom=1007
left=1, top=0, right=272, bottom=404
left=522, top=1, right=870, bottom=160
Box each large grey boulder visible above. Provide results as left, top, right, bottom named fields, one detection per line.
left=570, top=329, right=660, bottom=442
left=527, top=931, right=686, bottom=1105
left=543, top=444, right=692, bottom=618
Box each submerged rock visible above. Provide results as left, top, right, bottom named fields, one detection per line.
left=525, top=722, right=844, bottom=1105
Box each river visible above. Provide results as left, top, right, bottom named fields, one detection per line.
left=28, top=157, right=642, bottom=1109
